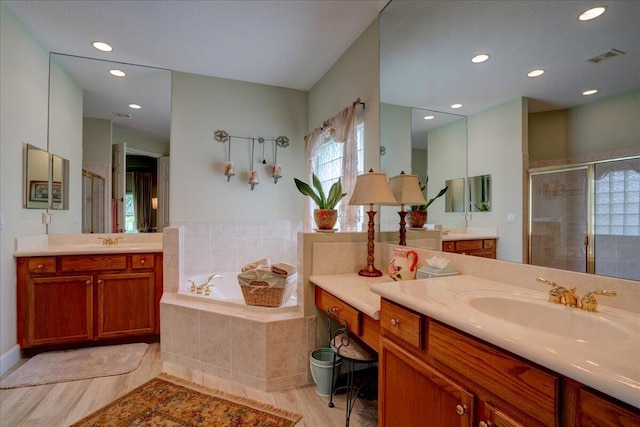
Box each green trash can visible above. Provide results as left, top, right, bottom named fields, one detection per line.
left=310, top=348, right=341, bottom=397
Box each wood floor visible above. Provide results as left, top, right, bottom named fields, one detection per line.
left=0, top=343, right=377, bottom=426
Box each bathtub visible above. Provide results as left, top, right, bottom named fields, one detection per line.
left=177, top=272, right=298, bottom=312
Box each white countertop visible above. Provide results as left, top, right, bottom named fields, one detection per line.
left=370, top=275, right=640, bottom=409
left=13, top=234, right=163, bottom=257
left=442, top=233, right=499, bottom=241
left=309, top=273, right=390, bottom=320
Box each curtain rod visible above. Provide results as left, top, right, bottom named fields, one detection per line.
left=353, top=97, right=366, bottom=110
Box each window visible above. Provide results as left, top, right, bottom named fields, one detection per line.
left=595, top=158, right=640, bottom=236
left=312, top=122, right=365, bottom=229
left=125, top=193, right=136, bottom=233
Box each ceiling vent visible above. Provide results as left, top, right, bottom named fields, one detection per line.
left=586, top=48, right=626, bottom=64
left=113, top=112, right=132, bottom=119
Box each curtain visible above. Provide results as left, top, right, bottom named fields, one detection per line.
left=133, top=172, right=152, bottom=232
left=304, top=104, right=358, bottom=231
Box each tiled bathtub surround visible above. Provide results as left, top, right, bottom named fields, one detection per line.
left=160, top=220, right=313, bottom=392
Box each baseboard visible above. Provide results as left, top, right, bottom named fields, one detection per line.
left=0, top=345, right=21, bottom=375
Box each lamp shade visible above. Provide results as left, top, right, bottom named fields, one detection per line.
left=348, top=169, right=398, bottom=206
left=389, top=172, right=427, bottom=205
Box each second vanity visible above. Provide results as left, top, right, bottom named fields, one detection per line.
left=310, top=273, right=640, bottom=426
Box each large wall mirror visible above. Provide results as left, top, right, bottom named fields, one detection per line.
left=47, top=53, right=171, bottom=234
left=380, top=0, right=640, bottom=279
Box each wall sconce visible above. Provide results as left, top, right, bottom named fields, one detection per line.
left=389, top=171, right=427, bottom=245
left=349, top=169, right=398, bottom=277
left=151, top=197, right=158, bottom=210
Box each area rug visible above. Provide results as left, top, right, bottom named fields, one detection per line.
left=70, top=374, right=302, bottom=426
left=0, top=343, right=149, bottom=389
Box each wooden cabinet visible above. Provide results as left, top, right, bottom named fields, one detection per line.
left=17, top=253, right=162, bottom=351
left=314, top=286, right=380, bottom=352
left=574, top=387, right=640, bottom=427
left=443, top=238, right=496, bottom=258
left=379, top=298, right=558, bottom=427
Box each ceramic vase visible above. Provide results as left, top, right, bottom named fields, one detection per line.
left=314, top=209, right=338, bottom=230
left=407, top=210, right=428, bottom=228
left=388, top=248, right=419, bottom=281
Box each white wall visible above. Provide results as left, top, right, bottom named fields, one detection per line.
left=309, top=18, right=380, bottom=173
left=467, top=98, right=527, bottom=262
left=112, top=127, right=169, bottom=157
left=47, top=56, right=83, bottom=234
left=0, top=2, right=50, bottom=372
left=170, top=72, right=308, bottom=222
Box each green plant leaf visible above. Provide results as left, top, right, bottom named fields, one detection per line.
left=294, top=178, right=322, bottom=207
left=424, top=186, right=448, bottom=209
left=326, top=180, right=345, bottom=209
left=312, top=174, right=327, bottom=208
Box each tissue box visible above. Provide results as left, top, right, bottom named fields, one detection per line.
left=417, top=266, right=459, bottom=279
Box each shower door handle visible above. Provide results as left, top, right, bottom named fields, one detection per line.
left=583, top=234, right=588, bottom=246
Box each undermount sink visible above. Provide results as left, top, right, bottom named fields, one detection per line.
left=463, top=294, right=631, bottom=342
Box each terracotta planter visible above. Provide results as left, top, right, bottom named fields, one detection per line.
left=407, top=210, right=428, bottom=228
left=314, top=209, right=338, bottom=230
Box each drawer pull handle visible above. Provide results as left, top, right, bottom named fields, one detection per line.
left=97, top=279, right=103, bottom=284
left=455, top=404, right=467, bottom=415
left=390, top=318, right=399, bottom=327
left=479, top=422, right=492, bottom=427
left=85, top=280, right=91, bottom=285
left=38, top=264, right=44, bottom=269
left=140, top=258, right=146, bottom=264
left=330, top=307, right=339, bottom=313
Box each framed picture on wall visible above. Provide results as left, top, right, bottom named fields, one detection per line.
left=29, top=181, right=62, bottom=202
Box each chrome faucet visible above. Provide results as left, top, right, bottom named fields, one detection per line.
left=580, top=290, right=617, bottom=312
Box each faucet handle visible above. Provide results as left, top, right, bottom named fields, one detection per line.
left=580, top=290, right=617, bottom=312
left=536, top=277, right=564, bottom=304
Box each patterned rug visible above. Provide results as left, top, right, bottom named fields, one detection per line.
left=71, top=374, right=302, bottom=426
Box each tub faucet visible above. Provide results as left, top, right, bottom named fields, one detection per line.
left=195, top=274, right=222, bottom=294
left=98, top=237, right=122, bottom=246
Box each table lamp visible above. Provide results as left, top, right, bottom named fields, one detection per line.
left=389, top=171, right=427, bottom=245
left=348, top=169, right=399, bottom=277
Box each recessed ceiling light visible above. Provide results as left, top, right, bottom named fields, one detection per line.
left=92, top=41, right=112, bottom=52
left=472, top=54, right=490, bottom=63
left=451, top=104, right=463, bottom=109
left=528, top=69, right=545, bottom=77
left=583, top=89, right=599, bottom=96
left=109, top=69, right=126, bottom=77
left=424, top=115, right=435, bottom=120
left=129, top=104, right=142, bottom=109
left=579, top=6, right=608, bottom=21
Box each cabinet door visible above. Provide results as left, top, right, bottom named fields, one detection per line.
left=578, top=388, right=640, bottom=427
left=96, top=272, right=155, bottom=338
left=28, top=275, right=93, bottom=346
left=380, top=337, right=474, bottom=427
left=480, top=402, right=525, bottom=427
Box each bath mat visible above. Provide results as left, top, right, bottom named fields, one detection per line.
left=70, top=373, right=303, bottom=426
left=0, top=343, right=149, bottom=389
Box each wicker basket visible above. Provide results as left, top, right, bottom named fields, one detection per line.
left=238, top=264, right=297, bottom=307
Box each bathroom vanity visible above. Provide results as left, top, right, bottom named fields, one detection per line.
left=310, top=272, right=640, bottom=426
left=14, top=235, right=163, bottom=354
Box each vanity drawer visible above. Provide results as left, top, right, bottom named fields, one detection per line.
left=132, top=254, right=154, bottom=269
left=380, top=299, right=423, bottom=349
left=483, top=239, right=495, bottom=249
left=61, top=255, right=127, bottom=272
left=315, top=287, right=360, bottom=335
left=455, top=239, right=483, bottom=251
left=442, top=241, right=455, bottom=252
left=27, top=257, right=56, bottom=274
left=428, top=320, right=559, bottom=426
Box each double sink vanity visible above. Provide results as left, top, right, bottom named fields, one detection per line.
left=14, top=234, right=163, bottom=354
left=311, top=271, right=640, bottom=426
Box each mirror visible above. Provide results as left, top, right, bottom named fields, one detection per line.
left=47, top=53, right=171, bottom=233
left=23, top=143, right=50, bottom=209
left=468, top=174, right=491, bottom=212
left=51, top=154, right=69, bottom=210
left=445, top=178, right=465, bottom=213
left=379, top=0, right=640, bottom=274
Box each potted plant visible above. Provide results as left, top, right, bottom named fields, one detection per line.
left=408, top=177, right=448, bottom=228
left=294, top=174, right=346, bottom=230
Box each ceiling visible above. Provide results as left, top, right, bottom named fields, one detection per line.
left=4, top=0, right=639, bottom=144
